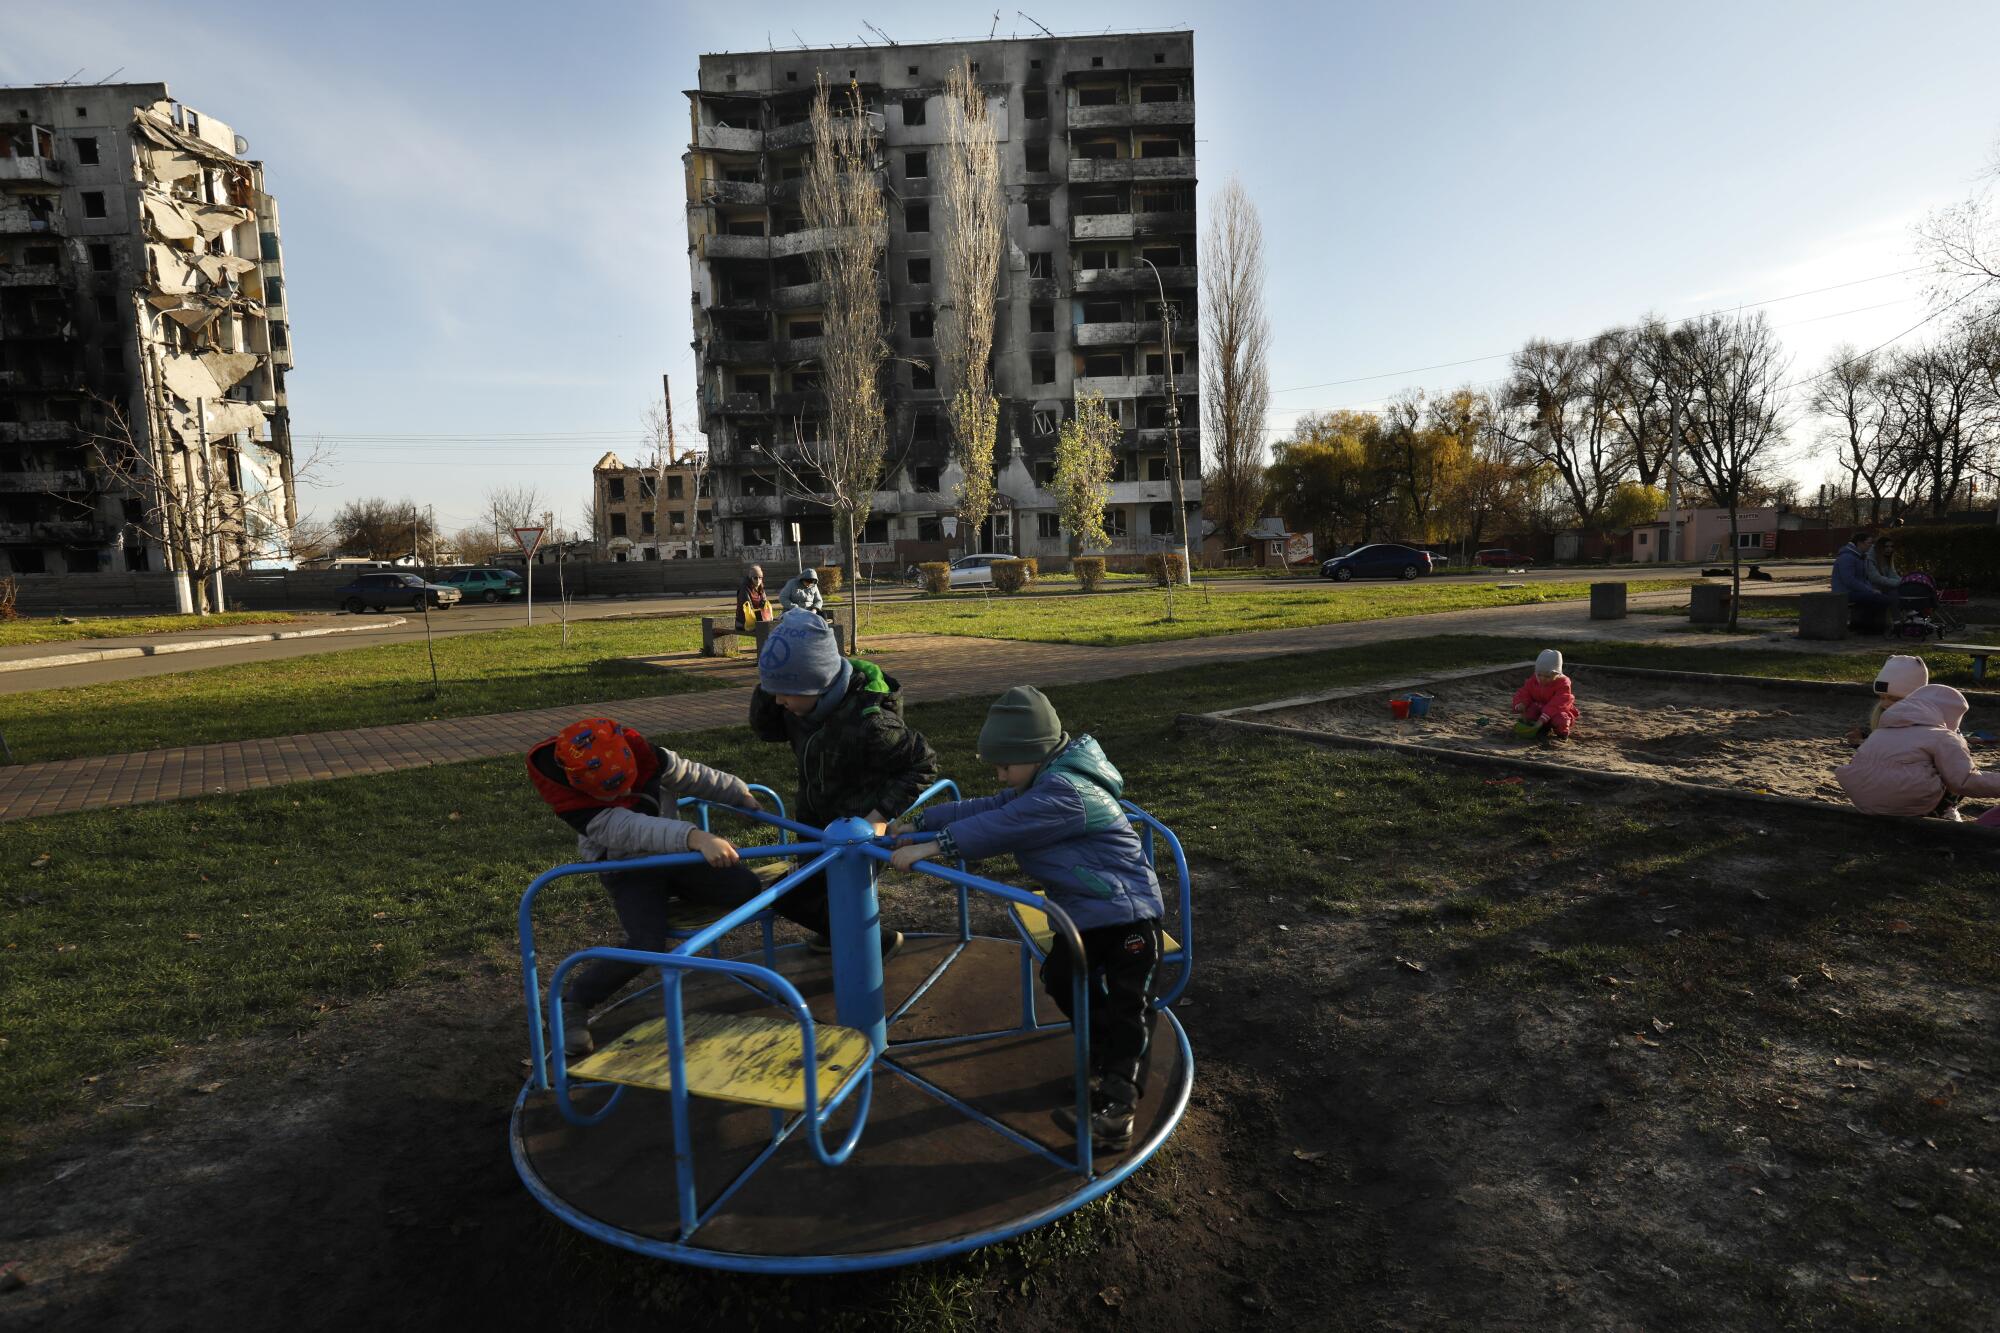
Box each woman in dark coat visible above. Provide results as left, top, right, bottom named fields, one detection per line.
left=735, top=564, right=771, bottom=632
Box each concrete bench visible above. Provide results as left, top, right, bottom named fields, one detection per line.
left=1797, top=592, right=1850, bottom=641
left=1589, top=582, right=1627, bottom=620
left=1940, top=644, right=2000, bottom=682
left=1689, top=584, right=1732, bottom=625
left=700, top=617, right=741, bottom=657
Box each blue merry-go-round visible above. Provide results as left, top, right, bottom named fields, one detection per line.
left=510, top=779, right=1194, bottom=1274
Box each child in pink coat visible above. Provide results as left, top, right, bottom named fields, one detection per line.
left=1512, top=649, right=1580, bottom=739
left=1835, top=684, right=2000, bottom=824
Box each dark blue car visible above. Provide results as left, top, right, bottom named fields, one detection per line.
left=1320, top=543, right=1434, bottom=582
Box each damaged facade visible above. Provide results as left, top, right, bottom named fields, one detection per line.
left=687, top=31, right=1200, bottom=563
left=591, top=449, right=715, bottom=560
left=0, top=82, right=295, bottom=576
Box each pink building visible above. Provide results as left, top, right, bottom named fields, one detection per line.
left=1627, top=507, right=1806, bottom=563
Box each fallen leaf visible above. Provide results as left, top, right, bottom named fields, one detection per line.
left=1887, top=919, right=1914, bottom=933
left=1893, top=1196, right=1921, bottom=1210
left=1846, top=1265, right=1880, bottom=1284
left=371, top=911, right=388, bottom=920
left=1395, top=956, right=1426, bottom=974
left=1652, top=1017, right=1674, bottom=1034
left=30, top=853, right=50, bottom=868
left=193, top=1082, right=224, bottom=1095
left=1098, top=1286, right=1125, bottom=1308
left=1633, top=1033, right=1661, bottom=1048
left=1292, top=1149, right=1325, bottom=1163
left=370, top=942, right=385, bottom=952
left=182, top=932, right=202, bottom=942
left=448, top=811, right=462, bottom=822
left=1599, top=974, right=1627, bottom=988
left=1750, top=888, right=1770, bottom=902
left=1934, top=1214, right=1963, bottom=1231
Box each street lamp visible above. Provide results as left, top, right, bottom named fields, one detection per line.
left=1137, top=256, right=1194, bottom=585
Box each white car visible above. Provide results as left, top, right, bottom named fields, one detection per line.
left=947, top=554, right=1033, bottom=588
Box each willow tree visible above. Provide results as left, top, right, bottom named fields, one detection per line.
left=796, top=77, right=888, bottom=648
left=1052, top=392, right=1120, bottom=554
left=935, top=56, right=1004, bottom=545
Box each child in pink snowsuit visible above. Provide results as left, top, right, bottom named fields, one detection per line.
left=1512, top=649, right=1580, bottom=738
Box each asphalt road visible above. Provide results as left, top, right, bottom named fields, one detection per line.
left=4, top=561, right=1830, bottom=694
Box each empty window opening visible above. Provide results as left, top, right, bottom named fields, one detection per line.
left=1038, top=512, right=1061, bottom=538
left=1082, top=300, right=1123, bottom=323
left=611, top=513, right=628, bottom=537
left=641, top=511, right=656, bottom=535
left=1105, top=508, right=1128, bottom=537
left=1074, top=192, right=1119, bottom=216
left=1090, top=55, right=1105, bottom=68
left=1138, top=139, right=1181, bottom=158
left=1077, top=86, right=1118, bottom=107
left=912, top=413, right=939, bottom=443
left=75, top=135, right=99, bottom=165
left=1079, top=249, right=1119, bottom=271
left=913, top=464, right=941, bottom=491
left=81, top=190, right=107, bottom=218
left=902, top=97, right=926, bottom=126
left=726, top=218, right=766, bottom=236
left=1023, top=86, right=1047, bottom=119
left=1026, top=196, right=1050, bottom=226
left=1150, top=502, right=1173, bottom=533
left=1154, top=52, right=1166, bottom=64
left=789, top=318, right=823, bottom=338
left=1031, top=354, right=1055, bottom=384
left=94, top=291, right=116, bottom=318
left=909, top=308, right=935, bottom=338
left=907, top=257, right=931, bottom=284
left=88, top=242, right=111, bottom=271
left=1078, top=140, right=1118, bottom=161
left=608, top=477, right=626, bottom=501
left=912, top=362, right=936, bottom=390
left=1145, top=352, right=1187, bottom=376
left=1140, top=84, right=1180, bottom=103
left=787, top=71, right=798, bottom=83
left=1024, top=140, right=1048, bottom=172
left=905, top=203, right=929, bottom=232
left=907, top=64, right=919, bottom=76
left=1027, top=251, right=1052, bottom=278
left=1029, top=302, right=1054, bottom=333
left=904, top=151, right=928, bottom=178
left=1083, top=353, right=1124, bottom=377
left=1140, top=246, right=1181, bottom=268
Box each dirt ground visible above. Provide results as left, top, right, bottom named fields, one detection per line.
left=1262, top=666, right=1999, bottom=806
left=4, top=769, right=1996, bottom=1333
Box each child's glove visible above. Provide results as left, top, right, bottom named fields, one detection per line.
left=688, top=829, right=741, bottom=868
left=888, top=817, right=921, bottom=837
left=889, top=841, right=942, bottom=873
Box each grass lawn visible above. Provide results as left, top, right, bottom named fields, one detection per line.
left=2, top=630, right=1990, bottom=1133
left=0, top=612, right=302, bottom=647
left=853, top=578, right=1694, bottom=646
left=0, top=615, right=719, bottom=764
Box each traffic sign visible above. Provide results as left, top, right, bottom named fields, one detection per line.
left=512, top=526, right=544, bottom=559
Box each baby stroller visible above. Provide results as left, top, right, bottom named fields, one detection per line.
left=1891, top=573, right=1961, bottom=640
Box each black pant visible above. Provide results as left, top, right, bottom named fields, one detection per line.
left=1041, top=919, right=1162, bottom=1109
left=565, top=861, right=831, bottom=1010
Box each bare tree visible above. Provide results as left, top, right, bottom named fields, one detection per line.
left=1876, top=330, right=1995, bottom=516
left=1606, top=320, right=1684, bottom=489
left=1199, top=176, right=1271, bottom=551
left=1808, top=346, right=1908, bottom=524
left=485, top=484, right=542, bottom=558
left=935, top=56, right=1005, bottom=541
left=71, top=399, right=315, bottom=612
left=1501, top=337, right=1630, bottom=537
left=1667, top=312, right=1790, bottom=627
left=1918, top=142, right=2000, bottom=324
left=1051, top=392, right=1121, bottom=554
left=790, top=76, right=890, bottom=648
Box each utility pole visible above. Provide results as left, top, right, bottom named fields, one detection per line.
left=1139, top=257, right=1193, bottom=585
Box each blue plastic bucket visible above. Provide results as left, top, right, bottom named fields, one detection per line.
left=1407, top=694, right=1433, bottom=718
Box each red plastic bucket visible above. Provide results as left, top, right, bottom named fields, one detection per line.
left=1389, top=698, right=1412, bottom=720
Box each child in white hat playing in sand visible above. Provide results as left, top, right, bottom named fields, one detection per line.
left=1511, top=649, right=1579, bottom=740
left=1846, top=654, right=1928, bottom=748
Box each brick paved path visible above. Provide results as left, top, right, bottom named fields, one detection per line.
left=0, top=596, right=1806, bottom=822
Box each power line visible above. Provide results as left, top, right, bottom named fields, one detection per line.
left=1266, top=265, right=1930, bottom=396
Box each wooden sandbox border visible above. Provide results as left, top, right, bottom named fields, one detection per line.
left=1179, top=660, right=2000, bottom=842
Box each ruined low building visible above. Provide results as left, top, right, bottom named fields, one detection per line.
left=591, top=450, right=715, bottom=560
left=685, top=30, right=1201, bottom=565
left=0, top=82, right=295, bottom=576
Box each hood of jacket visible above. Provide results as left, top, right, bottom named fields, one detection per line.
left=1044, top=734, right=1123, bottom=797
left=1879, top=683, right=1969, bottom=733
left=525, top=729, right=661, bottom=818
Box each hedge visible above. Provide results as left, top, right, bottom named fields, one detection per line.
left=1891, top=525, right=2000, bottom=592
left=1146, top=551, right=1187, bottom=586
left=990, top=559, right=1030, bottom=593
left=1073, top=557, right=1106, bottom=591
left=813, top=565, right=843, bottom=594
left=918, top=562, right=952, bottom=595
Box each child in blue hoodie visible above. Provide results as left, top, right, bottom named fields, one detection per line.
left=891, top=685, right=1165, bottom=1150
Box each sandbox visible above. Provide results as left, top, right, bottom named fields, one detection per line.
left=1193, top=661, right=2000, bottom=812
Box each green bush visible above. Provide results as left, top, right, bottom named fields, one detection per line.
left=1072, top=557, right=1106, bottom=591
left=919, top=561, right=952, bottom=595
left=1891, top=525, right=2000, bottom=592
left=990, top=559, right=1030, bottom=593
left=1146, top=551, right=1187, bottom=586
left=813, top=565, right=843, bottom=594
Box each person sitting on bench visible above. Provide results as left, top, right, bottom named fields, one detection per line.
left=1833, top=531, right=1896, bottom=633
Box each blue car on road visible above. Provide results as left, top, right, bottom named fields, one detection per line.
left=1320, top=543, right=1435, bottom=582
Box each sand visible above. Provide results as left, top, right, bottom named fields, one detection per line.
left=1264, top=667, right=1939, bottom=804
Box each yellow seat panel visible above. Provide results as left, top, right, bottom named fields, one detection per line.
left=567, top=1011, right=871, bottom=1112
left=1011, top=891, right=1180, bottom=956
left=659, top=858, right=795, bottom=933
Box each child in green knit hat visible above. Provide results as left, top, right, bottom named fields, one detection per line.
left=892, top=685, right=1167, bottom=1150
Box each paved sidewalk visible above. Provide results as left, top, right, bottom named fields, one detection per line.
left=0, top=594, right=1841, bottom=822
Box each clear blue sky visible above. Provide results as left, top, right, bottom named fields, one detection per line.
left=9, top=1, right=1995, bottom=538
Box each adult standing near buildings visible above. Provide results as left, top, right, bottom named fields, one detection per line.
left=779, top=568, right=826, bottom=618
left=735, top=565, right=772, bottom=633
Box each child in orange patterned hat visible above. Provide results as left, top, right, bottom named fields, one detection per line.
left=526, top=717, right=831, bottom=1056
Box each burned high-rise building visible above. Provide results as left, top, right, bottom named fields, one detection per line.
left=686, top=31, right=1199, bottom=564
left=0, top=83, right=295, bottom=580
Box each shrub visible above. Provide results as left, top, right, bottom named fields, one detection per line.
left=1893, top=525, right=2000, bottom=592
left=0, top=576, right=16, bottom=621
left=1072, top=557, right=1106, bottom=591
left=919, top=561, right=952, bottom=595
left=1016, top=556, right=1039, bottom=581
left=813, top=565, right=843, bottom=594
left=990, top=559, right=1030, bottom=593
left=1145, top=551, right=1187, bottom=586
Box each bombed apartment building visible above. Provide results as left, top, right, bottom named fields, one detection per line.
left=591, top=449, right=715, bottom=560
left=686, top=30, right=1199, bottom=564
left=0, top=82, right=295, bottom=578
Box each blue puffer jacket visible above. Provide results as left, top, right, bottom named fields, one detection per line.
left=1833, top=543, right=1885, bottom=602
left=916, top=735, right=1164, bottom=931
